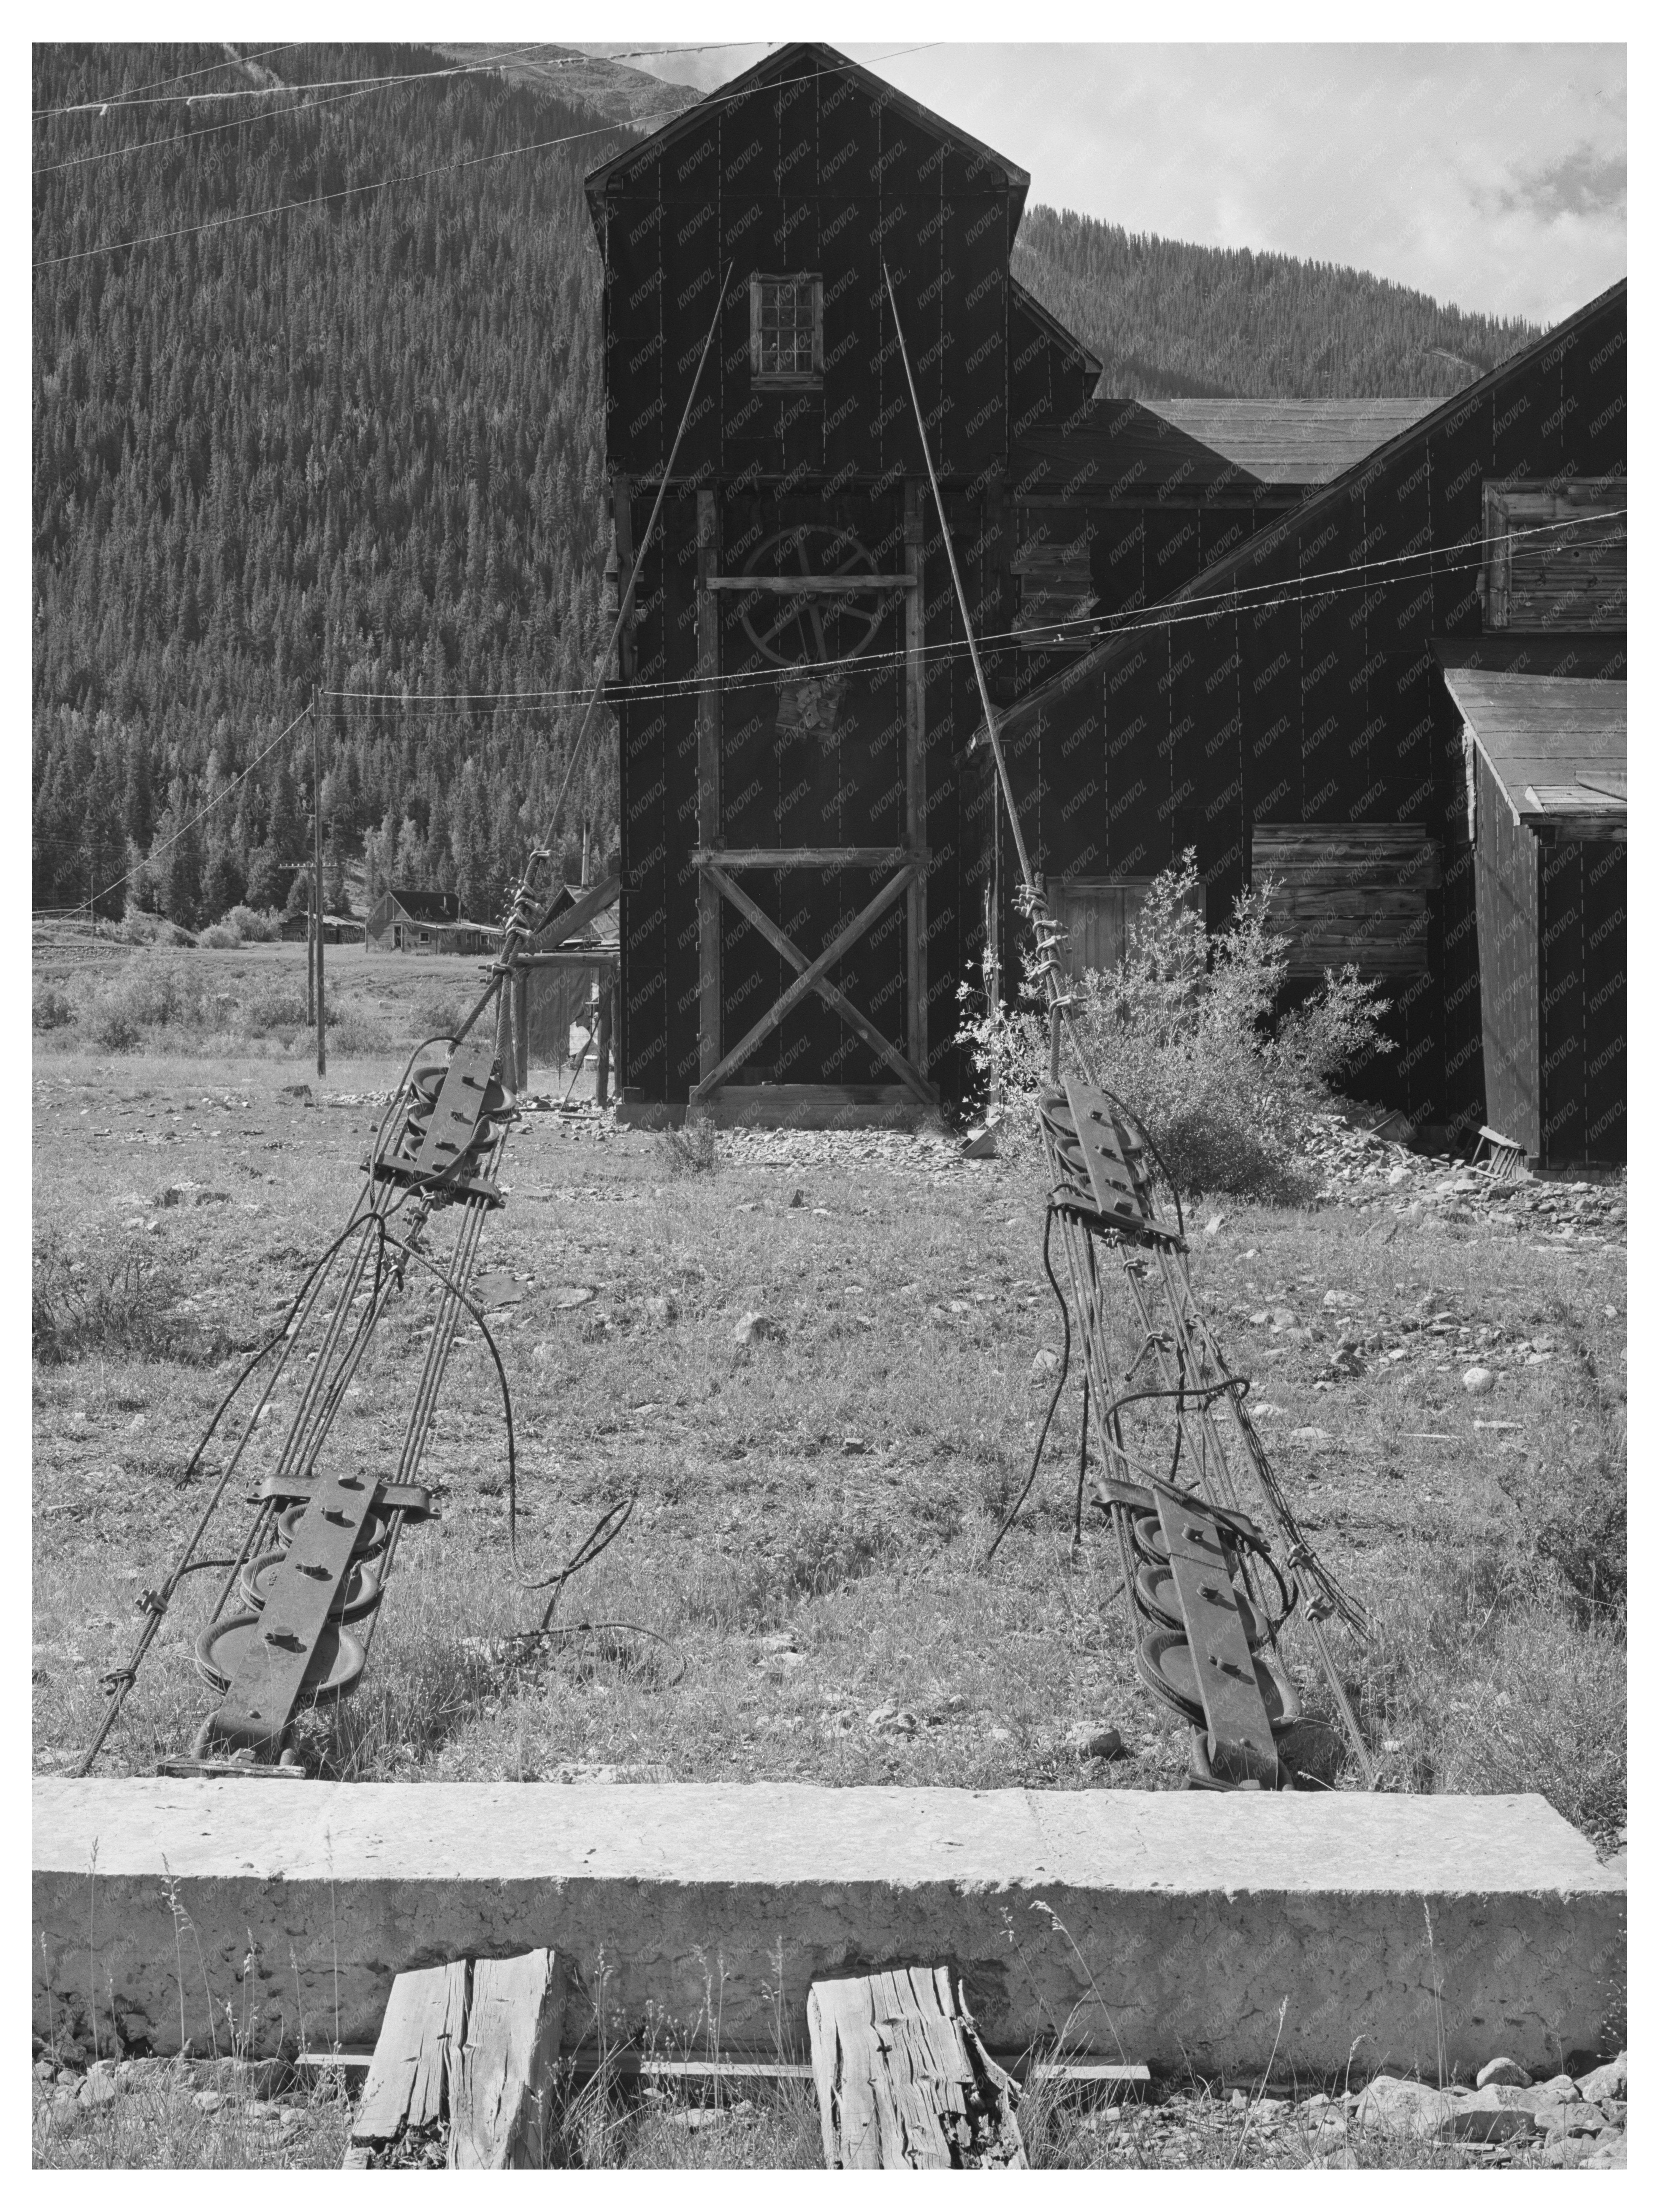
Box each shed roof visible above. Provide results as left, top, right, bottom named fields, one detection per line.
left=1141, top=398, right=1440, bottom=485
left=1438, top=664, right=1626, bottom=837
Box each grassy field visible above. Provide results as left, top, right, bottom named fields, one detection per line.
left=32, top=972, right=1626, bottom=1834
left=30, top=946, right=1627, bottom=2169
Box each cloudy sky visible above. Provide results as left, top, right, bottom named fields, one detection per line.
left=584, top=34, right=1626, bottom=327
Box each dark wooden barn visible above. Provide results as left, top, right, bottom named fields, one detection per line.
left=1439, top=651, right=1626, bottom=1165
left=989, top=280, right=1627, bottom=1156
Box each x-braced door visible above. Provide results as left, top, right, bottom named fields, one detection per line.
left=691, top=483, right=935, bottom=1110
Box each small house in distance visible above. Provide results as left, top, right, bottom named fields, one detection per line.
left=365, top=889, right=499, bottom=957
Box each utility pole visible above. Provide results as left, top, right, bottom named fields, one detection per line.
left=313, top=701, right=327, bottom=1078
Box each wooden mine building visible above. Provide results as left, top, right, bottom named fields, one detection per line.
left=588, top=41, right=1626, bottom=1160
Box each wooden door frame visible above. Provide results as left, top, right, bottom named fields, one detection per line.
left=690, top=479, right=937, bottom=1113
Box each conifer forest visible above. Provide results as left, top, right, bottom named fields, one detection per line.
left=32, top=43, right=1542, bottom=926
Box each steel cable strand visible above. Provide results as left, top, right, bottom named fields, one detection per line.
left=392, top=1245, right=678, bottom=1684
left=984, top=1205, right=1073, bottom=1566
left=71, top=1202, right=404, bottom=1775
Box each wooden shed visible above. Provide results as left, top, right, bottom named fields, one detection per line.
left=586, top=40, right=1432, bottom=1124
left=507, top=875, right=620, bottom=1096
left=1439, top=654, right=1626, bottom=1165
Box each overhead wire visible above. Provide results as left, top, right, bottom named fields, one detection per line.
left=33, top=44, right=942, bottom=270
left=315, top=507, right=1624, bottom=716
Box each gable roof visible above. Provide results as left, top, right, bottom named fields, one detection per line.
left=1009, top=276, right=1101, bottom=380
left=584, top=40, right=1029, bottom=215
left=1142, top=398, right=1440, bottom=486
left=1439, top=665, right=1625, bottom=838
left=998, top=279, right=1628, bottom=733
left=386, top=889, right=460, bottom=924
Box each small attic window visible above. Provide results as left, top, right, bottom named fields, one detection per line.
left=750, top=273, right=822, bottom=389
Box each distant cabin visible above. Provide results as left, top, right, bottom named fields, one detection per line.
left=365, top=889, right=499, bottom=957
left=277, top=912, right=365, bottom=945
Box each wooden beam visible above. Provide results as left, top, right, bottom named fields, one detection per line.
left=705, top=574, right=915, bottom=593
left=693, top=846, right=923, bottom=870
left=349, top=1959, right=466, bottom=2161
left=610, top=474, right=635, bottom=682
left=539, top=872, right=621, bottom=948
left=703, top=860, right=934, bottom=1105
left=516, top=949, right=620, bottom=971
left=449, top=1950, right=564, bottom=2171
left=691, top=863, right=918, bottom=1102
left=696, top=489, right=720, bottom=1088
left=904, top=478, right=928, bottom=1080
left=807, top=1967, right=1027, bottom=2170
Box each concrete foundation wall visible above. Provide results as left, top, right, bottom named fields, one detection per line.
left=34, top=1781, right=1624, bottom=2078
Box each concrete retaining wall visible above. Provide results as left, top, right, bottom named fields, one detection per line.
left=34, top=1781, right=1624, bottom=2077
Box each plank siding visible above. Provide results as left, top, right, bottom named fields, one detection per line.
left=1473, top=747, right=1541, bottom=1154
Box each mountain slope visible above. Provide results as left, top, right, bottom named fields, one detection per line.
left=1012, top=204, right=1542, bottom=400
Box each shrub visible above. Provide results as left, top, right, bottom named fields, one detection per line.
left=32, top=1230, right=211, bottom=1365
left=407, top=981, right=473, bottom=1040
left=32, top=983, right=75, bottom=1032
left=242, top=983, right=311, bottom=1038
left=223, top=905, right=281, bottom=943
left=958, top=853, right=1394, bottom=1201
left=327, top=1000, right=394, bottom=1056
left=660, top=1115, right=719, bottom=1176
left=83, top=959, right=218, bottom=1050
left=198, top=923, right=238, bottom=949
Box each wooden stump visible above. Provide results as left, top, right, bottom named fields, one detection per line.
left=346, top=1950, right=564, bottom=2169
left=807, top=1966, right=1027, bottom=2169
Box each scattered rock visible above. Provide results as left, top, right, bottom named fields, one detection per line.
left=1575, top=2051, right=1626, bottom=2102
left=1065, top=1724, right=1127, bottom=1761
left=789, top=1189, right=806, bottom=1208
left=192, top=1188, right=232, bottom=1206
left=546, top=1286, right=596, bottom=1310
left=840, top=1435, right=867, bottom=1454
left=1476, top=2057, right=1531, bottom=2090
left=643, top=1293, right=677, bottom=1325
left=194, top=2089, right=226, bottom=2114
left=1352, top=2077, right=1452, bottom=2137
left=1437, top=2093, right=1537, bottom=2144
left=1203, top=1214, right=1224, bottom=1237
left=280, top=1084, right=315, bottom=1105
left=1462, top=1367, right=1496, bottom=1395
left=79, top=2064, right=118, bottom=2109
left=155, top=1184, right=193, bottom=1207
left=1031, top=1348, right=1060, bottom=1380
left=734, top=1310, right=785, bottom=1346
left=866, top=1702, right=919, bottom=1736
left=1289, top=1426, right=1333, bottom=1446
left=546, top=1762, right=674, bottom=1783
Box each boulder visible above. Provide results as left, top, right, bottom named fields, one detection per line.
left=1575, top=2051, right=1626, bottom=2102
left=1475, top=2056, right=1531, bottom=2089
left=734, top=1310, right=784, bottom=1346
left=1352, top=2077, right=1453, bottom=2137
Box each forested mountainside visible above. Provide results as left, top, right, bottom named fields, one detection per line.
left=1012, top=205, right=1541, bottom=400
left=33, top=44, right=1544, bottom=924
left=32, top=42, right=629, bottom=922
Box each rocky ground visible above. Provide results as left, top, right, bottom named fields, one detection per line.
left=34, top=2044, right=1628, bottom=2171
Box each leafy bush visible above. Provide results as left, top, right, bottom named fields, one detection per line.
left=327, top=999, right=394, bottom=1056
left=223, top=905, right=282, bottom=943
left=660, top=1114, right=719, bottom=1176
left=241, top=983, right=311, bottom=1038
left=407, top=981, right=474, bottom=1040
left=83, top=959, right=218, bottom=1051
left=958, top=853, right=1393, bottom=1200
left=117, top=910, right=190, bottom=948
left=32, top=983, right=75, bottom=1032
left=198, top=923, right=238, bottom=948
